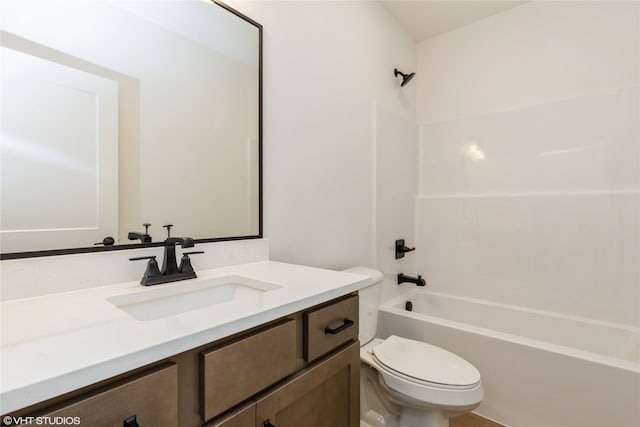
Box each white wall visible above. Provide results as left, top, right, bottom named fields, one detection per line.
left=231, top=1, right=416, bottom=270
left=374, top=105, right=419, bottom=302
left=0, top=239, right=269, bottom=301
left=415, top=1, right=639, bottom=326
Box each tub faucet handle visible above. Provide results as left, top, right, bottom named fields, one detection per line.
left=395, top=239, right=416, bottom=259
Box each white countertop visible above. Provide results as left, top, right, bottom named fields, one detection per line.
left=0, top=261, right=369, bottom=414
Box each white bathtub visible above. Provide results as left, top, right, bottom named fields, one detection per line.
left=377, top=290, right=640, bottom=427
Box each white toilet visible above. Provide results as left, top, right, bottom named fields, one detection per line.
left=345, top=267, right=484, bottom=427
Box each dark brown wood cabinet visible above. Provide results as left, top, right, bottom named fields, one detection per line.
left=203, top=294, right=359, bottom=427
left=34, top=364, right=178, bottom=427
left=201, top=319, right=298, bottom=421
left=255, top=342, right=360, bottom=427
left=304, top=294, right=358, bottom=362
left=204, top=342, right=359, bottom=427
left=205, top=403, right=256, bottom=427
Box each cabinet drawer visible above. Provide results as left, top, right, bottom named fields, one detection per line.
left=201, top=319, right=297, bottom=421
left=304, top=294, right=358, bottom=362
left=37, top=363, right=178, bottom=427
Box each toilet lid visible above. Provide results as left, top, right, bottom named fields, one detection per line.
left=372, top=335, right=480, bottom=387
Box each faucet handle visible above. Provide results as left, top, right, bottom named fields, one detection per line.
left=94, top=236, right=115, bottom=246
left=395, top=239, right=416, bottom=259
left=163, top=224, right=173, bottom=238
left=129, top=255, right=161, bottom=285
left=179, top=251, right=204, bottom=274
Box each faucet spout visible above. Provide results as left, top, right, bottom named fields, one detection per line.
left=161, top=237, right=195, bottom=276
left=128, top=223, right=153, bottom=243
left=397, top=273, right=426, bottom=287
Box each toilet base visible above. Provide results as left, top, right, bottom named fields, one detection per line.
left=361, top=404, right=451, bottom=427
left=361, top=363, right=400, bottom=427
left=361, top=363, right=456, bottom=427
left=399, top=407, right=448, bottom=427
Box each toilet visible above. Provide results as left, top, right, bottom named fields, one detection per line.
left=345, top=267, right=484, bottom=427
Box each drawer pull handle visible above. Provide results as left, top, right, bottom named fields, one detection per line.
left=324, top=318, right=354, bottom=335
left=124, top=415, right=140, bottom=427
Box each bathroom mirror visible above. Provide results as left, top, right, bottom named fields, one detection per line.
left=0, top=0, right=262, bottom=259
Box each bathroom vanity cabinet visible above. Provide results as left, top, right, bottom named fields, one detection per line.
left=209, top=342, right=359, bottom=427
left=253, top=342, right=359, bottom=427
left=4, top=294, right=359, bottom=427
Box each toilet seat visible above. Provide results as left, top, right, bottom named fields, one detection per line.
left=372, top=335, right=480, bottom=389
left=361, top=337, right=484, bottom=410
left=373, top=356, right=479, bottom=391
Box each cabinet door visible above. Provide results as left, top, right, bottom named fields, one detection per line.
left=205, top=402, right=256, bottom=427
left=255, top=342, right=359, bottom=427
left=36, top=363, right=177, bottom=427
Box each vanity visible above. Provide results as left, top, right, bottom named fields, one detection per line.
left=1, top=260, right=368, bottom=427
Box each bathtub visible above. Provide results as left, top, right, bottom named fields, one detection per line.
left=377, top=290, right=640, bottom=427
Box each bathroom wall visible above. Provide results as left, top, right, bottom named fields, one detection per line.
left=0, top=239, right=270, bottom=301
left=232, top=1, right=417, bottom=270
left=415, top=1, right=639, bottom=326
left=374, top=105, right=419, bottom=302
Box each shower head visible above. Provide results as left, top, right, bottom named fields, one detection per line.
left=394, top=68, right=415, bottom=87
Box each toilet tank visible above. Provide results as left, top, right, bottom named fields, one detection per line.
left=343, top=267, right=383, bottom=345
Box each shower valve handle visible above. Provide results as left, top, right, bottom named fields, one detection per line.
left=395, top=239, right=416, bottom=259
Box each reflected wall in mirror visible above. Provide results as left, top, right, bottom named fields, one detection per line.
left=0, top=0, right=262, bottom=257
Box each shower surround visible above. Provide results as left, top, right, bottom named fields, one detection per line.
left=413, top=2, right=639, bottom=425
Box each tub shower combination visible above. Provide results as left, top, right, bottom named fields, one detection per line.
left=377, top=290, right=640, bottom=427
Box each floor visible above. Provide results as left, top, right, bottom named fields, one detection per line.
left=450, top=413, right=505, bottom=427
left=360, top=413, right=505, bottom=427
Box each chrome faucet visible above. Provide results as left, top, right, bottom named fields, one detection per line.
left=397, top=273, right=426, bottom=287
left=129, top=224, right=203, bottom=286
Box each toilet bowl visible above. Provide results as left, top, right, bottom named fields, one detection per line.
left=344, top=267, right=484, bottom=427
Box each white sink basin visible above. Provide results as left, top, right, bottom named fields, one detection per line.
left=107, top=275, right=281, bottom=321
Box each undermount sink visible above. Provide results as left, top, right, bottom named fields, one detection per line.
left=107, top=275, right=281, bottom=321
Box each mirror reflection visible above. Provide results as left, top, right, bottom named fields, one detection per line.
left=0, top=0, right=261, bottom=256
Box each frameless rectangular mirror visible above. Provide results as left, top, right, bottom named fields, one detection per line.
left=0, top=0, right=262, bottom=259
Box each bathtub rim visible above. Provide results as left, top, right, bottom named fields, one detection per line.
left=379, top=289, right=640, bottom=374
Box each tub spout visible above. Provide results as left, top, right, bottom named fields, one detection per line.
left=397, top=273, right=426, bottom=287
